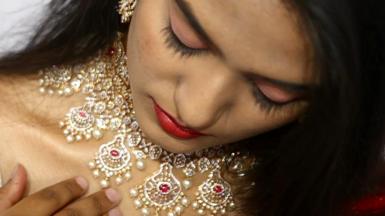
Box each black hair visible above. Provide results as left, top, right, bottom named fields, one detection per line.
left=1, top=0, right=384, bottom=215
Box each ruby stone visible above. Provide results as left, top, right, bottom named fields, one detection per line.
left=213, top=184, right=224, bottom=194
left=79, top=111, right=87, bottom=118
left=110, top=149, right=120, bottom=157
left=159, top=183, right=171, bottom=194
left=107, top=47, right=115, bottom=56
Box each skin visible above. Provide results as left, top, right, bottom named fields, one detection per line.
left=0, top=0, right=313, bottom=215
left=127, top=0, right=312, bottom=153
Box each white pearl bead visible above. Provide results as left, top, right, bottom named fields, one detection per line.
left=93, top=130, right=103, bottom=139
left=134, top=199, right=142, bottom=208
left=48, top=89, right=54, bottom=95
left=167, top=212, right=175, bottom=216
left=115, top=177, right=123, bottom=185
left=66, top=135, right=74, bottom=143
left=129, top=188, right=138, bottom=197
left=85, top=133, right=92, bottom=140
left=182, top=179, right=192, bottom=189
left=88, top=161, right=96, bottom=169
left=181, top=197, right=189, bottom=206
left=64, top=87, right=72, bottom=95
left=100, top=180, right=109, bottom=188
left=136, top=160, right=145, bottom=170
left=92, top=169, right=100, bottom=177
left=75, top=135, right=82, bottom=141
left=58, top=90, right=64, bottom=95
left=141, top=207, right=150, bottom=215
left=229, top=202, right=236, bottom=209
left=124, top=171, right=132, bottom=180
left=175, top=206, right=183, bottom=214
left=63, top=129, right=70, bottom=135
left=197, top=209, right=205, bottom=215
left=59, top=121, right=65, bottom=127
left=192, top=202, right=199, bottom=209
left=220, top=209, right=227, bottom=214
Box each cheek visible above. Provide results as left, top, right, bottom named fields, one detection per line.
left=126, top=0, right=172, bottom=79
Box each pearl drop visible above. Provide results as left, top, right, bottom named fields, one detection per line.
left=175, top=206, right=183, bottom=214
left=124, top=171, right=132, bottom=180
left=85, top=133, right=92, bottom=140
left=64, top=87, right=72, bottom=95
left=181, top=197, right=189, bottom=207
left=66, top=135, right=74, bottom=143
left=39, top=87, right=45, bottom=93
left=58, top=90, right=64, bottom=95
left=59, top=121, right=65, bottom=127
left=75, top=135, right=82, bottom=141
left=192, top=202, right=199, bottom=209
left=220, top=209, right=226, bottom=214
left=134, top=199, right=142, bottom=208
left=167, top=212, right=175, bottom=216
left=229, top=202, right=236, bottom=209
left=129, top=188, right=138, bottom=197
left=38, top=79, right=44, bottom=85
left=197, top=209, right=205, bottom=215
left=88, top=161, right=96, bottom=169
left=93, top=129, right=103, bottom=139
left=141, top=207, right=150, bottom=215
left=48, top=89, right=54, bottom=95
left=136, top=160, right=145, bottom=170
left=92, top=169, right=100, bottom=177
left=100, top=180, right=109, bottom=188
left=115, top=176, right=123, bottom=185
left=182, top=179, right=192, bottom=189
left=63, top=129, right=70, bottom=135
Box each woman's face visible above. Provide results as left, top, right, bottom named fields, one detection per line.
left=126, top=0, right=313, bottom=153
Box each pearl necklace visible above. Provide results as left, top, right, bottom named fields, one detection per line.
left=37, top=34, right=251, bottom=216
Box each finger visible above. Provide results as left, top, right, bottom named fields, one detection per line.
left=55, top=188, right=122, bottom=216
left=11, top=176, right=88, bottom=215
left=0, top=164, right=28, bottom=210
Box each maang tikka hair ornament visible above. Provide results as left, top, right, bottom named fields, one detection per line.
left=37, top=1, right=257, bottom=215
left=118, top=0, right=137, bottom=23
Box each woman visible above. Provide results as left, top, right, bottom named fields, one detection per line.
left=0, top=0, right=384, bottom=215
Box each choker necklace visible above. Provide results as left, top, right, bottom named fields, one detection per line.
left=37, top=34, right=254, bottom=216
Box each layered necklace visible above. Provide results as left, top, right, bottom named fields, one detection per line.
left=37, top=34, right=254, bottom=216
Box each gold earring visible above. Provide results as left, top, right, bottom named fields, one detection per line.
left=118, top=0, right=138, bottom=23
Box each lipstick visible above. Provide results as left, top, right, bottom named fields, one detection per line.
left=153, top=100, right=207, bottom=139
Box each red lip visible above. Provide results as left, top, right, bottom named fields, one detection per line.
left=153, top=99, right=207, bottom=139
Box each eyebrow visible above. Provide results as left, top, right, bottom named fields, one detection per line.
left=174, top=0, right=312, bottom=92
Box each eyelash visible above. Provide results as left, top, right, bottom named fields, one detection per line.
left=160, top=24, right=293, bottom=114
left=161, top=25, right=209, bottom=58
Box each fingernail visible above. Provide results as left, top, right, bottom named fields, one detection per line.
left=75, top=176, right=88, bottom=190
left=105, top=188, right=121, bottom=203
left=108, top=207, right=122, bottom=216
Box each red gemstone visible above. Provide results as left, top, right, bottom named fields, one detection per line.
left=107, top=47, right=115, bottom=56
left=159, top=183, right=171, bottom=194
left=213, top=184, right=224, bottom=194
left=110, top=149, right=120, bottom=157
left=79, top=111, right=87, bottom=118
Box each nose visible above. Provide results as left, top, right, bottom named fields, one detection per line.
left=174, top=67, right=237, bottom=131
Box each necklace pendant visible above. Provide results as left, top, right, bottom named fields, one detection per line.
left=62, top=106, right=102, bottom=143
left=129, top=163, right=189, bottom=216
left=88, top=134, right=132, bottom=188
left=192, top=169, right=235, bottom=215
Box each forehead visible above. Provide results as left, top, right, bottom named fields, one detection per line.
left=186, top=0, right=312, bottom=84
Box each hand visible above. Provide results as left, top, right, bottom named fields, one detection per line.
left=0, top=164, right=122, bottom=216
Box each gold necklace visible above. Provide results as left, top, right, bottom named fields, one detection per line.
left=37, top=34, right=252, bottom=216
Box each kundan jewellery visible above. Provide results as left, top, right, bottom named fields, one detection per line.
left=37, top=2, right=255, bottom=215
